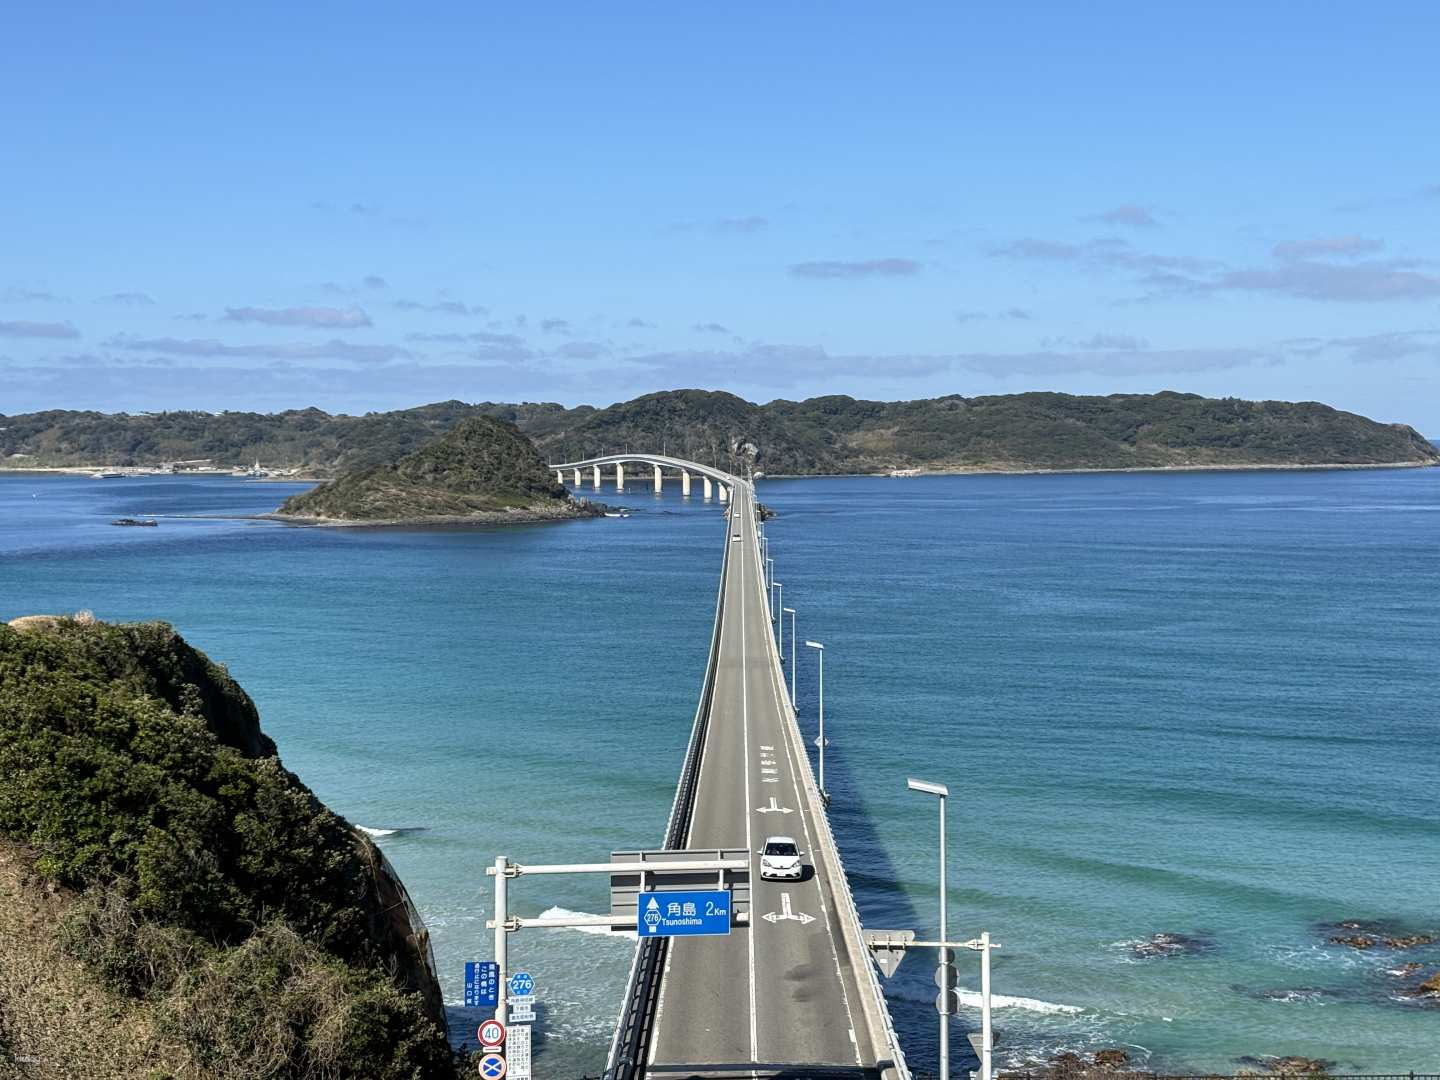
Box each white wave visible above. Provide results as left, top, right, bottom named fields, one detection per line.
left=357, top=825, right=397, bottom=837
left=957, top=987, right=1082, bottom=1014
left=539, top=906, right=637, bottom=940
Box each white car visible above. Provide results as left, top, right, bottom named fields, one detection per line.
left=759, top=836, right=803, bottom=881
left=731, top=533, right=741, bottom=542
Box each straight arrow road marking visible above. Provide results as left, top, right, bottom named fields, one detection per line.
left=761, top=892, right=815, bottom=925
left=755, top=797, right=794, bottom=814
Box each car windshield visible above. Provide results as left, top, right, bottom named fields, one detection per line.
left=764, top=842, right=798, bottom=857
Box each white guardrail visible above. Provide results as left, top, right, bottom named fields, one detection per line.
left=747, top=488, right=912, bottom=1080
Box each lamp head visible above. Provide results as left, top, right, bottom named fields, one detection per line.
left=907, top=778, right=949, bottom=797
left=804, top=640, right=824, bottom=650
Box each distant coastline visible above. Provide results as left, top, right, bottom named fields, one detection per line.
left=770, top=459, right=1440, bottom=479
left=6, top=459, right=1435, bottom=482
left=261, top=504, right=600, bottom=529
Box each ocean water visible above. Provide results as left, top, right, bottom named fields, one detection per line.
left=2, top=468, right=1437, bottom=1075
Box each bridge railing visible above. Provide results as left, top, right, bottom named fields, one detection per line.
left=745, top=507, right=912, bottom=1080
left=604, top=487, right=737, bottom=1079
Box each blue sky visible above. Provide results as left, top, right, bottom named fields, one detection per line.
left=3, top=1, right=1439, bottom=429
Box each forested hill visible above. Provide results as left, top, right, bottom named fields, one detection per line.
left=276, top=414, right=581, bottom=522
left=4, top=390, right=1436, bottom=476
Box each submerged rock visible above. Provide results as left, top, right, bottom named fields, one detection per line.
left=1265, top=1055, right=1332, bottom=1073
left=1319, top=918, right=1436, bottom=951
left=1092, top=1048, right=1131, bottom=1067
left=1131, top=931, right=1215, bottom=958
left=1327, top=931, right=1435, bottom=951
left=1412, top=972, right=1440, bottom=996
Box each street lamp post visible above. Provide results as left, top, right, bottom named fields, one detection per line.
left=772, top=582, right=783, bottom=651
left=805, top=640, right=826, bottom=800
left=766, top=556, right=774, bottom=606
left=907, top=778, right=951, bottom=1080
left=784, top=608, right=796, bottom=706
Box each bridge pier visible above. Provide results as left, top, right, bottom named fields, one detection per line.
left=592, top=465, right=601, bottom=489
left=718, top=483, right=728, bottom=503
left=703, top=476, right=713, bottom=500
left=654, top=465, right=663, bottom=493
left=555, top=469, right=564, bottom=485
left=572, top=467, right=581, bottom=486
left=682, top=470, right=692, bottom=497
left=616, top=463, right=625, bottom=491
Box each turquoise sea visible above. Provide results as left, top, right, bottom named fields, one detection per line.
left=2, top=468, right=1437, bottom=1075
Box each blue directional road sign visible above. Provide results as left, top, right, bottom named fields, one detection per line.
left=638, top=890, right=731, bottom=937
left=464, top=961, right=499, bottom=1008
left=508, top=970, right=534, bottom=997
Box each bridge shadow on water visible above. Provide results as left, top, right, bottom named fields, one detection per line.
left=794, top=695, right=979, bottom=1079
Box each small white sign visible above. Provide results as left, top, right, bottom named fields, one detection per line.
left=507, top=1024, right=532, bottom=1080
left=508, top=995, right=535, bottom=1023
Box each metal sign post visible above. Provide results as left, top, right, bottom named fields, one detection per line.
left=864, top=930, right=1002, bottom=1080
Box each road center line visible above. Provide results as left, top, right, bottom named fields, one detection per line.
left=740, top=497, right=759, bottom=1065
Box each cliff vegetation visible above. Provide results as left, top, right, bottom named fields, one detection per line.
left=0, top=615, right=455, bottom=1079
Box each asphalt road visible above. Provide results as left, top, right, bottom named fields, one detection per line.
left=645, top=483, right=889, bottom=1077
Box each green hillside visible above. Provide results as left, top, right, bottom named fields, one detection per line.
left=3, top=390, right=1435, bottom=476
left=276, top=414, right=584, bottom=522
left=0, top=615, right=454, bottom=1078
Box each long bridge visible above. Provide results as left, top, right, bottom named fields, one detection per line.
left=547, top=454, right=910, bottom=1079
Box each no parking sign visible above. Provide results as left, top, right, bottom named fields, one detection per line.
left=478, top=1051, right=506, bottom=1079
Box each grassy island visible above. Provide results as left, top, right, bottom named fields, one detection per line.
left=273, top=414, right=598, bottom=526
left=0, top=615, right=455, bottom=1079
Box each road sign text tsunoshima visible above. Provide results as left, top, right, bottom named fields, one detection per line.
left=638, top=890, right=731, bottom=937
left=464, top=961, right=499, bottom=1008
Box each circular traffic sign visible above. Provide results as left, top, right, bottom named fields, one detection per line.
left=478, top=1051, right=507, bottom=1079
left=477, top=1018, right=506, bottom=1048
left=509, top=971, right=534, bottom=996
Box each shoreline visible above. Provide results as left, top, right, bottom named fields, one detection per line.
left=259, top=504, right=601, bottom=529
left=6, top=459, right=1435, bottom=482
left=0, top=466, right=326, bottom=481
left=764, top=460, right=1439, bottom=479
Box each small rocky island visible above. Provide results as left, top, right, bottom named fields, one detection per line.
left=274, top=415, right=599, bottom=526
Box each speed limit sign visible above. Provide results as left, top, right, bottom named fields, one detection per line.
left=478, top=1018, right=506, bottom=1048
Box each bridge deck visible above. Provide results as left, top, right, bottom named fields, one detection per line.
left=643, top=483, right=893, bottom=1076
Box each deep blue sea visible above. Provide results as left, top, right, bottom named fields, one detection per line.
left=2, top=468, right=1438, bottom=1075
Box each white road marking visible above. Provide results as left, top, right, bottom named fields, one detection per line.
left=761, top=892, right=816, bottom=925
left=739, top=498, right=758, bottom=1066
left=760, top=576, right=864, bottom=1067
left=756, top=797, right=793, bottom=814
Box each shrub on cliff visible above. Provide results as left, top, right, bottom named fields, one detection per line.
left=0, top=617, right=454, bottom=1078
